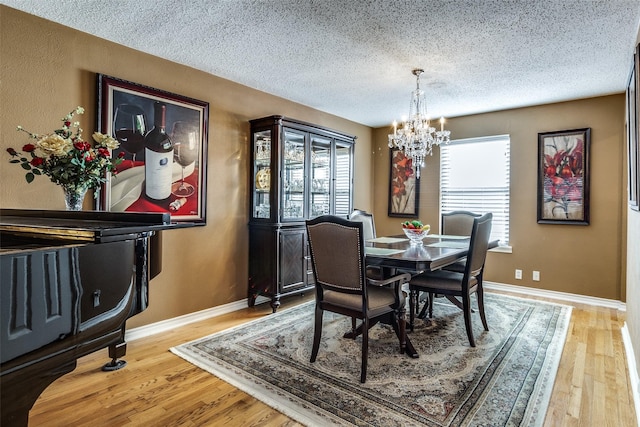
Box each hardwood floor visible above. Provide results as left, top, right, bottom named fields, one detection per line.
left=27, top=291, right=637, bottom=426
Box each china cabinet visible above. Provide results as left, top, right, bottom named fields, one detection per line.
left=248, top=115, right=355, bottom=312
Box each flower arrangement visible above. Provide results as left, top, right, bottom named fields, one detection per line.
left=6, top=106, right=124, bottom=198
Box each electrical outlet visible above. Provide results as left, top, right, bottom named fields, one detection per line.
left=533, top=271, right=540, bottom=281
left=515, top=269, right=522, bottom=280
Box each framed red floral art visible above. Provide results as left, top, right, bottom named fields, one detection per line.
left=388, top=148, right=419, bottom=217
left=537, top=128, right=590, bottom=225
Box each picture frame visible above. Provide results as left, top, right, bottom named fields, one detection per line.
left=627, top=43, right=640, bottom=211
left=388, top=148, right=419, bottom=217
left=537, top=128, right=590, bottom=225
left=97, top=74, right=209, bottom=223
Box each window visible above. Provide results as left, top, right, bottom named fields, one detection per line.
left=440, top=135, right=510, bottom=246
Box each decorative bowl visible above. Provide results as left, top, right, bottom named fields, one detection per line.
left=402, top=227, right=429, bottom=245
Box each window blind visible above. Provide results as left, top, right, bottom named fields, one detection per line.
left=334, top=146, right=351, bottom=216
left=440, top=135, right=510, bottom=245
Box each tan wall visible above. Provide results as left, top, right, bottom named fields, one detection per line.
left=373, top=95, right=627, bottom=301
left=0, top=6, right=374, bottom=328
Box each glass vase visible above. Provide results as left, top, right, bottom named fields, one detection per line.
left=62, top=185, right=89, bottom=211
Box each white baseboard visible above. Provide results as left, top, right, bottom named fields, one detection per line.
left=621, top=323, right=640, bottom=427
left=484, top=281, right=627, bottom=311
left=124, top=296, right=270, bottom=342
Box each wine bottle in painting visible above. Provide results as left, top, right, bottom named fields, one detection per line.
left=144, top=102, right=174, bottom=200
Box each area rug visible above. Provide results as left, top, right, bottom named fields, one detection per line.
left=170, top=293, right=571, bottom=426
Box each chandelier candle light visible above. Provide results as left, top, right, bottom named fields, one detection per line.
left=388, top=68, right=451, bottom=178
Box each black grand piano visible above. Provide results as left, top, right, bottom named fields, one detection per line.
left=0, top=209, right=181, bottom=426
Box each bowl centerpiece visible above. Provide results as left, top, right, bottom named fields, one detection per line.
left=401, top=220, right=430, bottom=245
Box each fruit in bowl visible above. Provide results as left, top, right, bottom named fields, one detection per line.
left=401, top=220, right=430, bottom=244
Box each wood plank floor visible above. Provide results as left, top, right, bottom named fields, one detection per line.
left=27, top=291, right=637, bottom=426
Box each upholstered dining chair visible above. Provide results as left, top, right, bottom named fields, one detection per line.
left=306, top=215, right=411, bottom=383
left=349, top=209, right=376, bottom=241
left=412, top=210, right=482, bottom=319
left=441, top=210, right=482, bottom=237
left=440, top=210, right=482, bottom=272
left=408, top=212, right=492, bottom=347
left=349, top=209, right=384, bottom=280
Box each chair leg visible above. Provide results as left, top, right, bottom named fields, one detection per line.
left=417, top=292, right=430, bottom=319
left=428, top=292, right=434, bottom=318
left=360, top=317, right=369, bottom=383
left=462, top=295, right=476, bottom=347
left=397, top=307, right=406, bottom=354
left=351, top=317, right=357, bottom=337
left=310, top=305, right=323, bottom=363
left=408, top=289, right=416, bottom=331
left=477, top=285, right=489, bottom=331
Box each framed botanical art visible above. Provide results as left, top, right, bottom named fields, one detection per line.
left=97, top=74, right=209, bottom=223
left=388, top=148, right=419, bottom=217
left=537, top=128, right=590, bottom=225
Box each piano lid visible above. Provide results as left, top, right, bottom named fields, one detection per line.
left=0, top=209, right=181, bottom=243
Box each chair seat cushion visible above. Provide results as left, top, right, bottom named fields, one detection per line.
left=323, top=285, right=397, bottom=317
left=410, top=270, right=478, bottom=293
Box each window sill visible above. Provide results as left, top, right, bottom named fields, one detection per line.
left=489, top=245, right=512, bottom=254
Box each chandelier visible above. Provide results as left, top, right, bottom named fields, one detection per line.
left=388, top=68, right=450, bottom=179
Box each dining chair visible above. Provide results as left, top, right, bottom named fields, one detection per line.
left=441, top=210, right=482, bottom=237
left=408, top=212, right=492, bottom=347
left=440, top=210, right=481, bottom=270
left=306, top=215, right=411, bottom=383
left=412, top=210, right=482, bottom=319
left=349, top=209, right=376, bottom=241
left=349, top=209, right=384, bottom=280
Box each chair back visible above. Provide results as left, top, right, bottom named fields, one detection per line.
left=441, top=210, right=481, bottom=236
left=349, top=209, right=376, bottom=241
left=464, top=213, right=493, bottom=279
left=306, top=215, right=365, bottom=295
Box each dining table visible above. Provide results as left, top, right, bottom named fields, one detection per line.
left=356, top=233, right=498, bottom=358
left=364, top=233, right=481, bottom=273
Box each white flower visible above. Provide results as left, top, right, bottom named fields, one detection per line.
left=92, top=132, right=120, bottom=150
left=36, top=133, right=73, bottom=157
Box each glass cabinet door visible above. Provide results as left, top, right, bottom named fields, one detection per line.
left=334, top=141, right=353, bottom=217
left=253, top=130, right=271, bottom=219
left=310, top=135, right=331, bottom=217
left=282, top=129, right=305, bottom=220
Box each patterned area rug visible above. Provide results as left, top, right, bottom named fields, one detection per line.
left=171, top=293, right=571, bottom=426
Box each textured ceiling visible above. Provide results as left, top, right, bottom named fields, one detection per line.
left=2, top=0, right=640, bottom=127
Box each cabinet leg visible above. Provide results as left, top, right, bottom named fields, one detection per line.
left=248, top=293, right=257, bottom=307
left=270, top=297, right=281, bottom=313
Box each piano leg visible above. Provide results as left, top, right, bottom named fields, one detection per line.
left=1, top=359, right=76, bottom=426
left=102, top=327, right=128, bottom=371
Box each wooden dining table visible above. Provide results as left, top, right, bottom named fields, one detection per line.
left=358, top=234, right=498, bottom=358
left=364, top=234, right=479, bottom=273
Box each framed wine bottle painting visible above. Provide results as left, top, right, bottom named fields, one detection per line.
left=97, top=74, right=209, bottom=223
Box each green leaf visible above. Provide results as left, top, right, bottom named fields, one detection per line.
left=25, top=172, right=34, bottom=183
left=33, top=169, right=42, bottom=175
left=20, top=163, right=31, bottom=170
left=9, top=159, right=20, bottom=164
